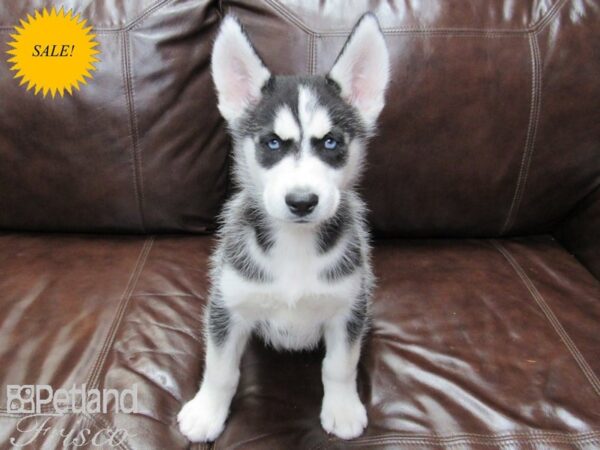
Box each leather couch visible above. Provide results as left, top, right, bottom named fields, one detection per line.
left=1, top=1, right=599, bottom=449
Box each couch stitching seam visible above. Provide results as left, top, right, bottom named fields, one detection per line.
left=0, top=0, right=568, bottom=35
left=122, top=30, right=146, bottom=232
left=312, top=430, right=600, bottom=450
left=491, top=240, right=600, bottom=397
left=94, top=0, right=176, bottom=33
left=532, top=0, right=570, bottom=35
left=306, top=33, right=313, bottom=75
left=132, top=292, right=203, bottom=298
left=83, top=412, right=132, bottom=450
left=264, top=0, right=313, bottom=35
left=0, top=0, right=177, bottom=33
left=312, top=30, right=531, bottom=38
left=85, top=237, right=154, bottom=391
left=126, top=0, right=177, bottom=31
left=311, top=33, right=317, bottom=75
left=344, top=437, right=600, bottom=448
left=345, top=438, right=600, bottom=448
left=264, top=0, right=567, bottom=36
left=501, top=33, right=542, bottom=235
left=314, top=34, right=320, bottom=74
left=350, top=431, right=600, bottom=441
left=78, top=413, right=93, bottom=444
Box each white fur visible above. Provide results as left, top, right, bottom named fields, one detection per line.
left=299, top=86, right=332, bottom=139
left=178, top=323, right=249, bottom=441
left=321, top=316, right=368, bottom=439
left=259, top=87, right=348, bottom=223
left=211, top=17, right=271, bottom=122
left=273, top=105, right=301, bottom=141
left=328, top=14, right=390, bottom=127
left=261, top=150, right=342, bottom=223
left=219, top=219, right=362, bottom=349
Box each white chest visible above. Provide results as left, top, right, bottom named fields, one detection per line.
left=218, top=227, right=361, bottom=349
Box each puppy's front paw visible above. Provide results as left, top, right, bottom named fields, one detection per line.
left=177, top=389, right=230, bottom=442
left=320, top=392, right=368, bottom=439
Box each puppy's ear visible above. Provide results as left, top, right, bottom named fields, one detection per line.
left=212, top=16, right=271, bottom=123
left=328, top=13, right=389, bottom=127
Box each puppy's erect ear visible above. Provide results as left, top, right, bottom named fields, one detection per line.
left=328, top=13, right=390, bottom=127
left=212, top=16, right=271, bottom=123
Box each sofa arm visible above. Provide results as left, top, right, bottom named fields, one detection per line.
left=554, top=186, right=600, bottom=280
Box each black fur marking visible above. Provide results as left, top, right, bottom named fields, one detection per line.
left=256, top=134, right=299, bottom=168
left=317, top=196, right=350, bottom=254
left=261, top=75, right=276, bottom=94
left=320, top=241, right=362, bottom=281
left=238, top=77, right=302, bottom=138
left=325, top=75, right=342, bottom=94
left=307, top=78, right=366, bottom=138
left=346, top=289, right=368, bottom=344
left=208, top=294, right=230, bottom=346
left=224, top=237, right=272, bottom=282
left=310, top=127, right=348, bottom=168
left=243, top=204, right=274, bottom=253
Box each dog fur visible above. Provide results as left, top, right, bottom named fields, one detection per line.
left=178, top=13, right=389, bottom=442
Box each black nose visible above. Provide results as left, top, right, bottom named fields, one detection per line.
left=285, top=192, right=319, bottom=217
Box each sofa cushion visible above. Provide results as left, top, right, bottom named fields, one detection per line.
left=0, top=233, right=210, bottom=449
left=1, top=233, right=599, bottom=449
left=213, top=237, right=600, bottom=449
left=0, top=0, right=227, bottom=232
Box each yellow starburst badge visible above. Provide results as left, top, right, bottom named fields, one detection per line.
left=6, top=7, right=100, bottom=98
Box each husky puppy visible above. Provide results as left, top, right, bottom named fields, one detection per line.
left=178, top=13, right=389, bottom=442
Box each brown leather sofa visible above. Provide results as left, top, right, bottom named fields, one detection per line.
left=1, top=1, right=599, bottom=449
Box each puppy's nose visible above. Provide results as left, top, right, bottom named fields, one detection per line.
left=285, top=191, right=319, bottom=217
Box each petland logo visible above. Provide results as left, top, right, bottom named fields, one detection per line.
left=6, top=384, right=138, bottom=414
left=7, top=384, right=138, bottom=447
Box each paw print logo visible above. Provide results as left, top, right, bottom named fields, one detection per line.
left=6, top=385, right=36, bottom=413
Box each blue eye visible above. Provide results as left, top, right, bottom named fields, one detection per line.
left=267, top=138, right=281, bottom=150
left=324, top=137, right=338, bottom=150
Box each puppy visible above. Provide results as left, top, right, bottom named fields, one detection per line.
left=178, top=13, right=389, bottom=442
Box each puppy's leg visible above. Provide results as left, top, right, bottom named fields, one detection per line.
left=178, top=299, right=249, bottom=442
left=320, top=295, right=368, bottom=439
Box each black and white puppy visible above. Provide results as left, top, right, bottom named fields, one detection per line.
left=178, top=13, right=389, bottom=442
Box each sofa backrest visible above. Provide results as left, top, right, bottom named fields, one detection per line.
left=1, top=1, right=598, bottom=237
left=0, top=0, right=226, bottom=233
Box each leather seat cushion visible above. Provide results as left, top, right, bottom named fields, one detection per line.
left=0, top=234, right=598, bottom=449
